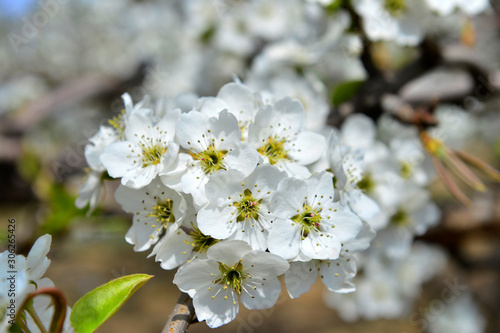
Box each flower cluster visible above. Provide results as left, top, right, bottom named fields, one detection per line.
left=77, top=67, right=498, bottom=326
left=3, top=0, right=492, bottom=118
left=352, top=0, right=490, bottom=46
left=63, top=0, right=494, bottom=329
left=77, top=81, right=377, bottom=327
left=311, top=112, right=447, bottom=320
left=1, top=0, right=495, bottom=330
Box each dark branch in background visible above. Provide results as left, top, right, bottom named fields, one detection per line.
left=350, top=38, right=442, bottom=123
left=1, top=62, right=149, bottom=135
left=337, top=4, right=495, bottom=128
left=0, top=62, right=150, bottom=162
left=388, top=38, right=443, bottom=91
left=345, top=0, right=381, bottom=79
left=417, top=220, right=500, bottom=270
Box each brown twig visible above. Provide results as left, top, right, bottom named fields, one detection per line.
left=161, top=293, right=196, bottom=333
left=18, top=287, right=68, bottom=333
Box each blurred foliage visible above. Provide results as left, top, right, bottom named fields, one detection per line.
left=40, top=183, right=86, bottom=235
left=331, top=80, right=364, bottom=106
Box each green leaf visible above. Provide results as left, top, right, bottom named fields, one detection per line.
left=325, top=0, right=345, bottom=13
left=331, top=80, right=365, bottom=107
left=8, top=321, right=24, bottom=333
left=70, top=274, right=153, bottom=333
left=495, top=137, right=500, bottom=161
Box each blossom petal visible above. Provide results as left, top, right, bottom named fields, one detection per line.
left=194, top=286, right=239, bottom=328
left=329, top=208, right=363, bottom=243
left=319, top=257, right=357, bottom=293
left=267, top=218, right=301, bottom=260
left=151, top=229, right=193, bottom=270
left=206, top=240, right=253, bottom=265
left=287, top=131, right=325, bottom=165
left=301, top=232, right=341, bottom=260
left=26, top=234, right=51, bottom=280
left=197, top=205, right=238, bottom=239
left=173, top=259, right=220, bottom=296
left=242, top=251, right=289, bottom=277
left=284, top=261, right=317, bottom=299
left=240, top=276, right=281, bottom=310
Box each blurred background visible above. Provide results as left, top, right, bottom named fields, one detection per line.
left=1, top=0, right=500, bottom=332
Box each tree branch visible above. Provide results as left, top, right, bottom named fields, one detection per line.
left=161, top=293, right=196, bottom=333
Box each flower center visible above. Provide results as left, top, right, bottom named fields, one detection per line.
left=384, top=0, right=406, bottom=16
left=189, top=226, right=218, bottom=253
left=257, top=136, right=288, bottom=165
left=108, top=109, right=126, bottom=135
left=147, top=199, right=175, bottom=224
left=233, top=189, right=261, bottom=222
left=140, top=140, right=167, bottom=168
left=193, top=145, right=228, bottom=174
left=401, top=161, right=413, bottom=179
left=216, top=261, right=247, bottom=294
left=293, top=204, right=322, bottom=239
left=358, top=173, right=375, bottom=194
left=390, top=208, right=409, bottom=226
left=420, top=132, right=445, bottom=158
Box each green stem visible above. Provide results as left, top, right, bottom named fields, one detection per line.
left=17, top=287, right=67, bottom=333
left=17, top=317, right=30, bottom=333
left=25, top=303, right=48, bottom=333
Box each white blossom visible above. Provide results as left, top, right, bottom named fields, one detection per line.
left=115, top=180, right=187, bottom=252
left=268, top=171, right=362, bottom=260
left=198, top=165, right=287, bottom=250
left=174, top=109, right=259, bottom=206
left=0, top=235, right=73, bottom=332
left=173, top=240, right=289, bottom=328
left=247, top=97, right=325, bottom=178
left=101, top=108, right=181, bottom=189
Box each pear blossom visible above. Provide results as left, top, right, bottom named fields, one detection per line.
left=352, top=0, right=429, bottom=46
left=285, top=255, right=357, bottom=299
left=1, top=235, right=73, bottom=332
left=151, top=196, right=219, bottom=270
left=389, top=136, right=429, bottom=186
left=326, top=115, right=383, bottom=221
left=425, top=0, right=490, bottom=16
left=151, top=219, right=218, bottom=270
left=194, top=82, right=262, bottom=138
left=75, top=125, right=119, bottom=213
left=83, top=125, right=121, bottom=173
left=74, top=170, right=104, bottom=214
left=326, top=131, right=380, bottom=221
left=268, top=172, right=362, bottom=260
left=285, top=220, right=375, bottom=298
left=246, top=71, right=330, bottom=131
left=101, top=108, right=181, bottom=189
left=247, top=97, right=325, bottom=178
left=115, top=179, right=187, bottom=252
left=174, top=109, right=259, bottom=206
left=325, top=242, right=446, bottom=321
left=173, top=240, right=289, bottom=328
left=107, top=93, right=152, bottom=137
left=373, top=186, right=440, bottom=258
left=244, top=0, right=304, bottom=41
left=197, top=165, right=287, bottom=250
left=76, top=93, right=151, bottom=211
